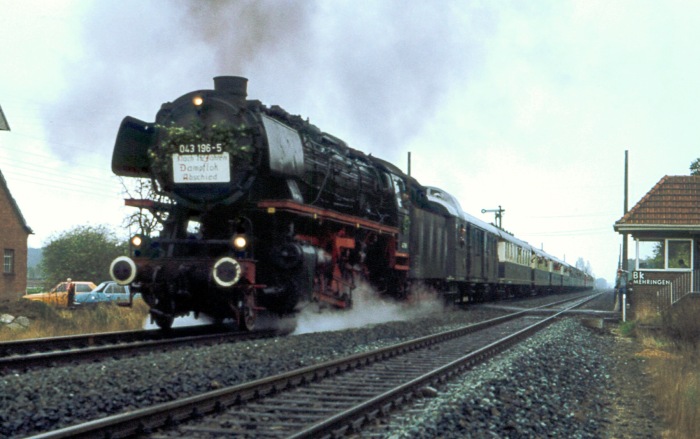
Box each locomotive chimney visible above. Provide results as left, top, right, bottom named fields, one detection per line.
left=214, top=76, right=248, bottom=104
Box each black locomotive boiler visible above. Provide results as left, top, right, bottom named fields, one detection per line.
left=109, top=76, right=592, bottom=330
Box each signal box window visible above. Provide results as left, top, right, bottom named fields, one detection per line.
left=668, top=240, right=691, bottom=269
left=636, top=239, right=692, bottom=270
left=638, top=240, right=664, bottom=269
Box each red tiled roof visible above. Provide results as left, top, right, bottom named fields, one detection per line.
left=614, top=175, right=700, bottom=232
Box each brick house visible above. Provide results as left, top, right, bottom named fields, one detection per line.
left=0, top=169, right=32, bottom=299
left=614, top=175, right=700, bottom=315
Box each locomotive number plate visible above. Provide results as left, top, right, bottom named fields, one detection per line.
left=172, top=153, right=231, bottom=183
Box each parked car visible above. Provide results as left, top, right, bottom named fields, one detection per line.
left=74, top=281, right=140, bottom=306
left=23, top=281, right=97, bottom=307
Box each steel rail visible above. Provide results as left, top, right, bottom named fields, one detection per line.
left=290, top=294, right=599, bottom=438
left=0, top=292, right=590, bottom=359
left=0, top=328, right=282, bottom=372
left=0, top=325, right=227, bottom=357
left=25, top=293, right=600, bottom=439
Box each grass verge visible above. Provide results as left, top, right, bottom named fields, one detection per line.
left=0, top=298, right=150, bottom=341
left=630, top=297, right=700, bottom=439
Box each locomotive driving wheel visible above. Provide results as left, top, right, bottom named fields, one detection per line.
left=152, top=312, right=174, bottom=330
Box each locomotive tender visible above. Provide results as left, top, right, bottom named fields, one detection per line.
left=109, top=76, right=592, bottom=330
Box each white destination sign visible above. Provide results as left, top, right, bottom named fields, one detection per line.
left=172, top=153, right=231, bottom=183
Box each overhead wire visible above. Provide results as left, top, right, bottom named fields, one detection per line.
left=522, top=227, right=613, bottom=237
left=0, top=126, right=128, bottom=199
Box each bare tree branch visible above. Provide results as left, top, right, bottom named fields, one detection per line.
left=119, top=177, right=171, bottom=237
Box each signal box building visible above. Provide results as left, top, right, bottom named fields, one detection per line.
left=0, top=170, right=32, bottom=299
left=614, top=175, right=700, bottom=315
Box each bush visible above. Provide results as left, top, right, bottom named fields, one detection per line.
left=660, top=295, right=700, bottom=349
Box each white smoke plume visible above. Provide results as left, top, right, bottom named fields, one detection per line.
left=41, top=1, right=487, bottom=166
left=293, top=281, right=445, bottom=335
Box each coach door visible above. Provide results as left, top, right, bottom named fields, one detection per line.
left=471, top=227, right=485, bottom=282
left=491, top=235, right=499, bottom=280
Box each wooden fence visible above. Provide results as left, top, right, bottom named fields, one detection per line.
left=653, top=270, right=700, bottom=311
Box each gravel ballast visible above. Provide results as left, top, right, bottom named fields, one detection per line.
left=383, top=319, right=644, bottom=438
left=0, top=292, right=665, bottom=438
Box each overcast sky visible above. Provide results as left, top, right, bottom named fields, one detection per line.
left=1, top=0, right=698, bottom=284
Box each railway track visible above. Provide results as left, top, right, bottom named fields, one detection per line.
left=26, top=293, right=600, bottom=439
left=0, top=324, right=286, bottom=372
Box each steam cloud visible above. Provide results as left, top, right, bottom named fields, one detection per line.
left=41, top=1, right=490, bottom=166
left=293, top=282, right=445, bottom=335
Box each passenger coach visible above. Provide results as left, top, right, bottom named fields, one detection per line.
left=407, top=185, right=591, bottom=303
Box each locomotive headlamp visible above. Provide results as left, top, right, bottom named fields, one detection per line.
left=130, top=235, right=143, bottom=248
left=192, top=95, right=204, bottom=107
left=232, top=234, right=248, bottom=251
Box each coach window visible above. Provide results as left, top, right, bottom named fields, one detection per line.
left=458, top=224, right=466, bottom=248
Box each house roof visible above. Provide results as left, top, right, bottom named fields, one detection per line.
left=0, top=105, right=9, bottom=131
left=0, top=169, right=33, bottom=234
left=614, top=175, right=700, bottom=233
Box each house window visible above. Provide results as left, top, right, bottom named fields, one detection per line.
left=4, top=249, right=14, bottom=274
left=636, top=239, right=692, bottom=270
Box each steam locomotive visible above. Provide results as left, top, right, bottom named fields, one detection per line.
left=109, top=76, right=593, bottom=330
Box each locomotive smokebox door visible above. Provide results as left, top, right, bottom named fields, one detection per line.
left=149, top=83, right=263, bottom=209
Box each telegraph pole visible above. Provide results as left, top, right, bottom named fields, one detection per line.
left=622, top=151, right=629, bottom=270
left=621, top=150, right=630, bottom=321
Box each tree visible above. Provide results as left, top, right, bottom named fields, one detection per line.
left=120, top=177, right=170, bottom=237
left=39, top=225, right=127, bottom=288
left=690, top=158, right=700, bottom=176
left=575, top=257, right=594, bottom=276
